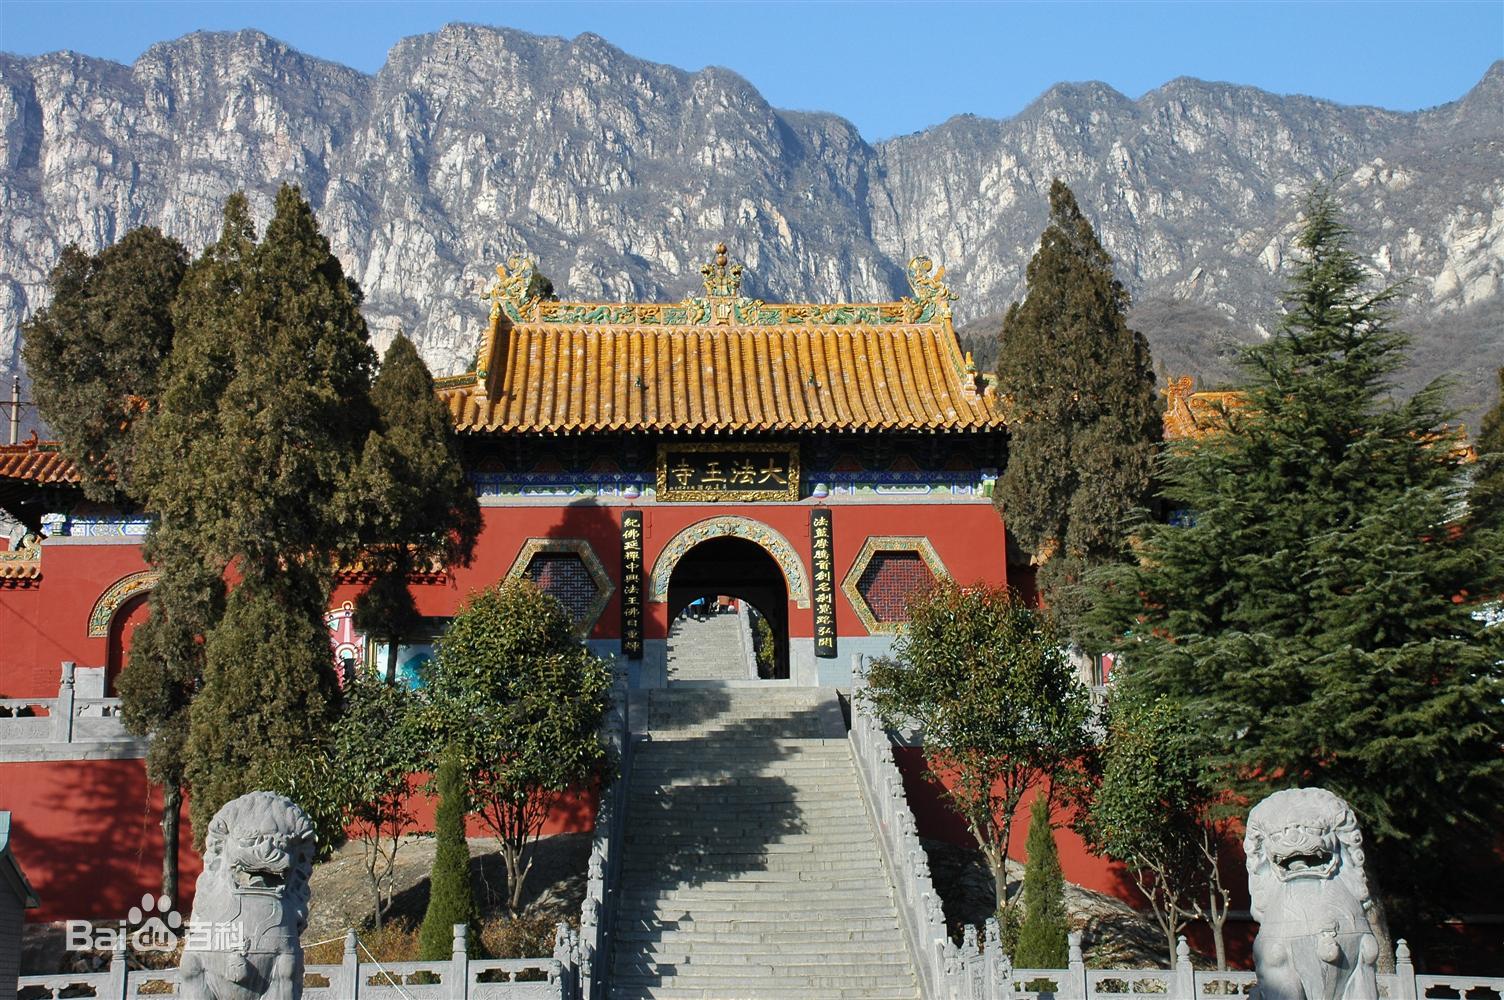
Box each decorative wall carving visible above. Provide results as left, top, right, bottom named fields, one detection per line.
left=87, top=570, right=159, bottom=638
left=647, top=516, right=810, bottom=609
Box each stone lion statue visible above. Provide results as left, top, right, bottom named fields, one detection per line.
left=1245, top=787, right=1379, bottom=1000
left=180, top=791, right=316, bottom=1000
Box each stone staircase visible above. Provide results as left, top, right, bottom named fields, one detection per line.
left=608, top=687, right=920, bottom=999
left=665, top=612, right=751, bottom=683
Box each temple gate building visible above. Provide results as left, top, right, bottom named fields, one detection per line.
left=340, top=245, right=1013, bottom=688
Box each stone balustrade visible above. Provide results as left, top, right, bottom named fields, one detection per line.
left=0, top=662, right=144, bottom=760
left=17, top=924, right=570, bottom=999
left=573, top=667, right=632, bottom=1000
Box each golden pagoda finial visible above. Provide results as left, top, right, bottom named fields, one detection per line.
left=701, top=242, right=743, bottom=298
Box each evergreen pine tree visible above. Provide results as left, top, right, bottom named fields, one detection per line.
left=21, top=227, right=187, bottom=500
left=419, top=750, right=477, bottom=959
left=1471, top=366, right=1503, bottom=531
left=350, top=335, right=480, bottom=681
left=183, top=575, right=343, bottom=840
left=136, top=185, right=378, bottom=840
left=115, top=537, right=223, bottom=901
left=1085, top=192, right=1504, bottom=948
left=1013, top=795, right=1070, bottom=968
left=995, top=180, right=1159, bottom=627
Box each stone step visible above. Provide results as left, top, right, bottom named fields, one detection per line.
left=613, top=926, right=907, bottom=945
left=627, top=939, right=909, bottom=959
left=610, top=986, right=917, bottom=1000
left=625, top=808, right=870, bottom=825
left=617, top=880, right=892, bottom=898
left=619, top=859, right=883, bottom=876
left=611, top=972, right=915, bottom=989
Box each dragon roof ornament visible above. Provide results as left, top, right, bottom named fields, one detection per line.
left=479, top=246, right=959, bottom=329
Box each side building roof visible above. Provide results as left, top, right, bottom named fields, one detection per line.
left=437, top=247, right=1003, bottom=436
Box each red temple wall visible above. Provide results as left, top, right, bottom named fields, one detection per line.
left=0, top=756, right=593, bottom=923
left=0, top=542, right=150, bottom=699
left=328, top=501, right=1013, bottom=639
left=1, top=757, right=201, bottom=924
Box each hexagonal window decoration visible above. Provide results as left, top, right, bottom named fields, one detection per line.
left=505, top=539, right=614, bottom=638
left=841, top=536, right=948, bottom=634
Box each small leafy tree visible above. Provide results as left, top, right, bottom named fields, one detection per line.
left=1013, top=795, right=1069, bottom=968
left=427, top=580, right=613, bottom=915
left=21, top=227, right=188, bottom=501
left=994, top=180, right=1160, bottom=631
left=419, top=749, right=477, bottom=959
left=1080, top=696, right=1232, bottom=968
left=328, top=673, right=428, bottom=928
left=864, top=581, right=1091, bottom=917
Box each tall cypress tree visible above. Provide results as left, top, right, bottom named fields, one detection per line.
left=137, top=185, right=379, bottom=842
left=995, top=180, right=1159, bottom=627
left=115, top=538, right=223, bottom=902
left=1013, top=795, right=1070, bottom=968
left=1085, top=192, right=1504, bottom=949
left=1471, top=366, right=1503, bottom=532
left=21, top=228, right=188, bottom=500
left=420, top=750, right=477, bottom=959
left=350, top=335, right=481, bottom=682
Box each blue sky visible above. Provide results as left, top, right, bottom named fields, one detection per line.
left=1, top=1, right=1500, bottom=140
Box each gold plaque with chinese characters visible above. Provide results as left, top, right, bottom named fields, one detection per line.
left=620, top=510, right=644, bottom=659
left=810, top=509, right=837, bottom=658
left=655, top=443, right=800, bottom=502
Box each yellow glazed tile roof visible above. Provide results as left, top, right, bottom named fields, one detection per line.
left=1161, top=376, right=1247, bottom=440
left=439, top=248, right=1003, bottom=435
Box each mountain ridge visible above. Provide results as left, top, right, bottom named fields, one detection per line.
left=1, top=27, right=1499, bottom=423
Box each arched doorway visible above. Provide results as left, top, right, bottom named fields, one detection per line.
left=106, top=591, right=151, bottom=695
left=666, top=536, right=789, bottom=680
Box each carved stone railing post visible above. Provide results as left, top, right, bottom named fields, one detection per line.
left=451, top=923, right=470, bottom=1000
left=339, top=929, right=360, bottom=999
left=1173, top=934, right=1195, bottom=998
left=553, top=921, right=580, bottom=999
left=1392, top=939, right=1417, bottom=1000
left=106, top=926, right=128, bottom=1000
left=1067, top=930, right=1088, bottom=1000
left=54, top=661, right=76, bottom=743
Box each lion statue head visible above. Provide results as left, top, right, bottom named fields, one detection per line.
left=1244, top=786, right=1369, bottom=923
left=191, top=791, right=316, bottom=945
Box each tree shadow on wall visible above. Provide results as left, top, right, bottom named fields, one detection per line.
left=12, top=757, right=192, bottom=925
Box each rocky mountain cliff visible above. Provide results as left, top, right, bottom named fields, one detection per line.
left=2, top=26, right=1499, bottom=423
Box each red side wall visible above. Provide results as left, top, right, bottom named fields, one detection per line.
left=0, top=758, right=201, bottom=923
left=326, top=502, right=1013, bottom=640
left=894, top=746, right=1260, bottom=964
left=0, top=542, right=150, bottom=699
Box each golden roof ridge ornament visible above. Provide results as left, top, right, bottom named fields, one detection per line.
left=700, top=242, right=743, bottom=299
left=903, top=255, right=957, bottom=322
left=483, top=255, right=552, bottom=323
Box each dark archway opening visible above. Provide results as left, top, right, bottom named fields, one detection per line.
left=666, top=536, right=789, bottom=680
